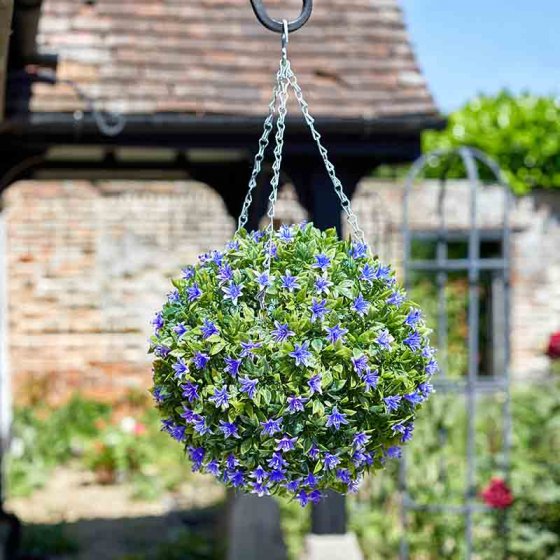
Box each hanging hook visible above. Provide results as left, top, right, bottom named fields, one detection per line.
left=250, top=0, right=312, bottom=33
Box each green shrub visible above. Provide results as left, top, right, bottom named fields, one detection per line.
left=423, top=91, right=560, bottom=194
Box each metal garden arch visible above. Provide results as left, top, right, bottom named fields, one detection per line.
left=399, top=147, right=513, bottom=558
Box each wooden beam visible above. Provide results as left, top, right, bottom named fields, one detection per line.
left=0, top=0, right=14, bottom=122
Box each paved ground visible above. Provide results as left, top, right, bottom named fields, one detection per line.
left=6, top=465, right=224, bottom=559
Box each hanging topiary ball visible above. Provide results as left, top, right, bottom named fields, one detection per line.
left=149, top=223, right=437, bottom=505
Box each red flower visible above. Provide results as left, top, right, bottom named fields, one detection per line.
left=547, top=332, right=560, bottom=360
left=481, top=477, right=514, bottom=509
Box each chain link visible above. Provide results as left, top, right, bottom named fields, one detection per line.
left=236, top=60, right=284, bottom=232
left=238, top=24, right=366, bottom=247
left=287, top=66, right=366, bottom=244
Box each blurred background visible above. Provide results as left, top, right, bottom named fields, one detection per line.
left=0, top=0, right=558, bottom=559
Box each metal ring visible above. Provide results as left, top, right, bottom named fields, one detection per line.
left=250, top=0, right=312, bottom=33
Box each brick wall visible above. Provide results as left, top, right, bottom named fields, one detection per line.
left=3, top=179, right=559, bottom=403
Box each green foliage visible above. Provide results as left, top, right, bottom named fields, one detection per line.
left=151, top=223, right=434, bottom=498
left=342, top=382, right=560, bottom=560
left=6, top=395, right=111, bottom=496
left=6, top=397, right=198, bottom=500
left=423, top=91, right=560, bottom=194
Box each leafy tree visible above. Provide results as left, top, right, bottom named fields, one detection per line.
left=423, top=91, right=560, bottom=194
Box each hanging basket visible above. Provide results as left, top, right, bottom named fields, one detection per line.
left=150, top=21, right=437, bottom=505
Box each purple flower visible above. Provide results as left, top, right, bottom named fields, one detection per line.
left=167, top=290, right=180, bottom=304
left=353, top=431, right=371, bottom=448
left=211, top=251, right=224, bottom=265
left=303, top=473, right=319, bottom=487
left=206, top=460, right=221, bottom=477
left=401, top=423, right=415, bottom=443
left=268, top=451, right=288, bottom=469
left=314, top=276, right=333, bottom=294
left=276, top=435, right=297, bottom=452
left=173, top=358, right=189, bottom=378
left=239, top=376, right=259, bottom=400
left=387, top=291, right=405, bottom=307
left=271, top=321, right=295, bottom=343
left=285, top=479, right=300, bottom=493
left=226, top=454, right=239, bottom=470
left=384, top=395, right=402, bottom=412
left=308, top=444, right=320, bottom=460
left=182, top=266, right=195, bottom=280
left=229, top=469, right=245, bottom=487
left=188, top=446, right=206, bottom=467
left=187, top=283, right=202, bottom=302
left=351, top=355, right=368, bottom=374
left=336, top=468, right=351, bottom=484
left=251, top=230, right=265, bottom=242
left=350, top=242, right=368, bottom=259
left=310, top=298, right=328, bottom=322
left=222, top=282, right=244, bottom=304
left=418, top=382, right=434, bottom=397
left=326, top=407, right=349, bottom=430
left=218, top=263, right=234, bottom=284
left=252, top=481, right=271, bottom=497
left=325, top=324, right=348, bottom=344
left=194, top=416, right=212, bottom=435
left=309, top=489, right=323, bottom=503
left=154, top=344, right=170, bottom=358
left=375, top=264, right=392, bottom=282
left=391, top=422, right=407, bottom=436
left=352, top=294, right=370, bottom=316
left=267, top=242, right=278, bottom=260
left=261, top=417, right=283, bottom=437
left=251, top=465, right=268, bottom=483
left=361, top=263, right=377, bottom=283
left=201, top=318, right=219, bottom=339
left=174, top=323, right=187, bottom=337
left=405, top=391, right=424, bottom=406
left=180, top=406, right=198, bottom=423
left=181, top=381, right=199, bottom=402
left=209, top=387, right=229, bottom=409
left=297, top=490, right=309, bottom=507
left=307, top=374, right=322, bottom=395
left=152, top=386, right=166, bottom=404
left=313, top=253, right=331, bottom=271
left=348, top=477, right=363, bottom=494
left=352, top=450, right=368, bottom=467
left=422, top=345, right=436, bottom=359
left=405, top=309, right=422, bottom=327
left=324, top=453, right=340, bottom=470
left=290, top=341, right=312, bottom=367
left=224, top=357, right=242, bottom=377
left=280, top=271, right=300, bottom=292
left=226, top=240, right=240, bottom=250
left=270, top=469, right=286, bottom=483
left=255, top=271, right=272, bottom=289
left=169, top=424, right=186, bottom=442
left=152, top=312, right=164, bottom=333
left=240, top=340, right=262, bottom=358
left=404, top=331, right=422, bottom=350
left=193, top=352, right=210, bottom=370
left=278, top=224, right=295, bottom=242
left=219, top=420, right=239, bottom=439
left=376, top=329, right=392, bottom=351
left=363, top=368, right=379, bottom=391
left=386, top=446, right=402, bottom=459
left=287, top=395, right=307, bottom=414
left=426, top=358, right=439, bottom=376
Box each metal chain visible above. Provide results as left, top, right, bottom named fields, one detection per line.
left=262, top=56, right=290, bottom=281
left=236, top=61, right=285, bottom=232
left=287, top=66, right=366, bottom=244
left=238, top=21, right=367, bottom=247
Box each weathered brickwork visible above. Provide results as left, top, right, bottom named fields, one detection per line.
left=3, top=180, right=558, bottom=403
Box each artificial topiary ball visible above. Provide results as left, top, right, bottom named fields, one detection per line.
left=149, top=223, right=437, bottom=505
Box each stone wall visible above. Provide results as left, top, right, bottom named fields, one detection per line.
left=3, top=179, right=558, bottom=403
